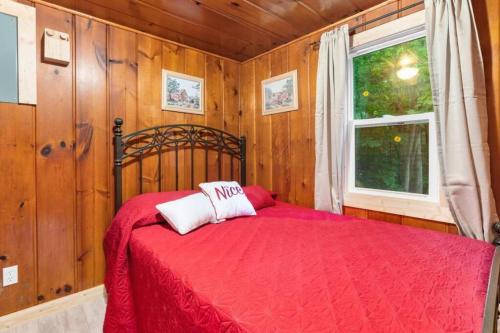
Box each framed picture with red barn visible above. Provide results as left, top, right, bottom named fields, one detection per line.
left=162, top=69, right=204, bottom=114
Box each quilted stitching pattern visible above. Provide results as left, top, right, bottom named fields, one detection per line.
left=104, top=194, right=495, bottom=333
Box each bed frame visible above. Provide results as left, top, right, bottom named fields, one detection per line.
left=112, top=118, right=246, bottom=211
left=112, top=118, right=500, bottom=332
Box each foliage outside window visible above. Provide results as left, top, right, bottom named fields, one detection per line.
left=348, top=33, right=438, bottom=200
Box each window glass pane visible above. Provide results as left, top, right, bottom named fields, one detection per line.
left=355, top=123, right=429, bottom=194
left=353, top=37, right=432, bottom=120
left=0, top=12, right=18, bottom=103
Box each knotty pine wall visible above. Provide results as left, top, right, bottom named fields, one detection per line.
left=1, top=0, right=499, bottom=317
left=240, top=0, right=500, bottom=233
left=0, top=3, right=240, bottom=316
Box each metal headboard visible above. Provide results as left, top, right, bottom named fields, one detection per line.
left=113, top=118, right=246, bottom=211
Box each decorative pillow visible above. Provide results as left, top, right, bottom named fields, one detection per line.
left=155, top=192, right=217, bottom=235
left=199, top=181, right=257, bottom=221
left=243, top=185, right=276, bottom=210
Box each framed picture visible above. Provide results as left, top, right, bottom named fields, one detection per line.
left=262, top=70, right=298, bottom=115
left=162, top=70, right=204, bottom=114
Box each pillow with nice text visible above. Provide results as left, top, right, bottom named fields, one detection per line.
left=155, top=192, right=217, bottom=235
left=199, top=181, right=257, bottom=221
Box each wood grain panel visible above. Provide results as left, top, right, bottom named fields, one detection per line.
left=55, top=0, right=252, bottom=61
left=254, top=55, right=272, bottom=190
left=301, top=0, right=359, bottom=23
left=306, top=32, right=322, bottom=208
left=0, top=104, right=36, bottom=315
left=36, top=4, right=76, bottom=303
left=140, top=0, right=283, bottom=49
left=402, top=216, right=448, bottom=233
left=3, top=0, right=500, bottom=318
left=40, top=0, right=391, bottom=60
left=474, top=0, right=500, bottom=224
left=239, top=0, right=495, bottom=236
left=363, top=0, right=399, bottom=31
left=108, top=26, right=138, bottom=204
left=400, top=0, right=424, bottom=17
left=137, top=34, right=162, bottom=193
left=248, top=0, right=329, bottom=33
left=82, top=0, right=256, bottom=59
left=239, top=61, right=256, bottom=185
left=367, top=210, right=402, bottom=224
left=75, top=16, right=108, bottom=290
left=196, top=0, right=302, bottom=40
left=270, top=48, right=291, bottom=202
left=206, top=55, right=224, bottom=183
left=346, top=207, right=458, bottom=234
left=183, top=49, right=206, bottom=190
left=289, top=38, right=313, bottom=207
left=160, top=42, right=186, bottom=192
left=344, top=206, right=368, bottom=219
left=222, top=60, right=241, bottom=182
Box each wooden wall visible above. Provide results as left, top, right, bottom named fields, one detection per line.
left=0, top=3, right=240, bottom=316
left=1, top=0, right=499, bottom=317
left=240, top=0, right=500, bottom=232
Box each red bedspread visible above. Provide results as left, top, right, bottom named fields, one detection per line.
left=104, top=192, right=495, bottom=333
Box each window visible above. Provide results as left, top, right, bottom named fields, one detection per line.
left=347, top=27, right=438, bottom=202
left=0, top=0, right=36, bottom=105
left=0, top=12, right=18, bottom=103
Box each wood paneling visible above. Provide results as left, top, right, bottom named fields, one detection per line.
left=160, top=43, right=186, bottom=192
left=0, top=104, right=36, bottom=314
left=0, top=3, right=241, bottom=316
left=289, top=38, right=314, bottom=207
left=254, top=55, right=272, bottom=190
left=240, top=0, right=500, bottom=232
left=474, top=0, right=500, bottom=225
left=39, top=0, right=389, bottom=60
left=344, top=206, right=459, bottom=235
left=75, top=16, right=108, bottom=290
left=137, top=34, right=162, bottom=193
left=270, top=48, right=291, bottom=202
left=2, top=0, right=499, bottom=317
left=35, top=4, right=76, bottom=303
left=240, top=61, right=256, bottom=185
left=183, top=49, right=206, bottom=189
left=108, top=26, right=138, bottom=205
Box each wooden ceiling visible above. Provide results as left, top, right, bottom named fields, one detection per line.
left=42, top=0, right=386, bottom=61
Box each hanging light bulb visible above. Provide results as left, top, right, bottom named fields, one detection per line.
left=397, top=54, right=418, bottom=80
left=397, top=67, right=419, bottom=80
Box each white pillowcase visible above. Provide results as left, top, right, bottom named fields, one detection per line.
left=155, top=193, right=217, bottom=235
left=199, top=181, right=256, bottom=221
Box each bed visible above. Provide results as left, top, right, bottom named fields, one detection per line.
left=105, top=119, right=500, bottom=333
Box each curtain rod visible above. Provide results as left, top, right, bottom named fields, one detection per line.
left=309, top=0, right=425, bottom=48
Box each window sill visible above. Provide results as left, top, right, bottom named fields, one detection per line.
left=343, top=191, right=454, bottom=224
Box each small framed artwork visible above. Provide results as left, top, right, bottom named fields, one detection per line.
left=262, top=70, right=298, bottom=115
left=162, top=70, right=204, bottom=114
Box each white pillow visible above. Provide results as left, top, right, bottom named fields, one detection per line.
left=155, top=193, right=217, bottom=235
left=199, top=181, right=256, bottom=221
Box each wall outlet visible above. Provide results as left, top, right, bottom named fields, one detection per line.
left=3, top=265, right=18, bottom=287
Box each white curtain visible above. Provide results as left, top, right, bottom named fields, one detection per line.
left=425, top=0, right=498, bottom=241
left=314, top=26, right=349, bottom=214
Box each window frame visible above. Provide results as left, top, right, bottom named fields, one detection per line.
left=345, top=25, right=440, bottom=203
left=0, top=0, right=36, bottom=105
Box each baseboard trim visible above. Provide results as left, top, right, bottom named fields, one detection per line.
left=0, top=285, right=106, bottom=330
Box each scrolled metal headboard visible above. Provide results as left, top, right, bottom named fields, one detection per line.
left=113, top=118, right=246, bottom=211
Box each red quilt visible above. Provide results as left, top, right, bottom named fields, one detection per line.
left=104, top=192, right=495, bottom=333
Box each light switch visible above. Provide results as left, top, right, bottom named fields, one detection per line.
left=43, top=28, right=70, bottom=66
